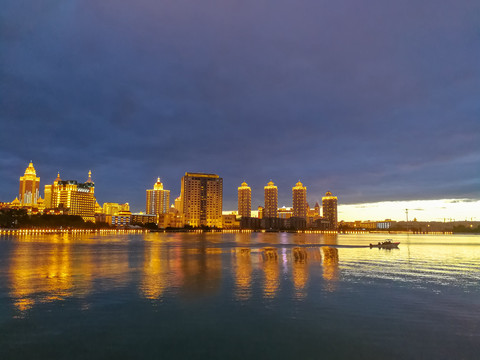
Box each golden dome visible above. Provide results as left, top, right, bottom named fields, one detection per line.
left=325, top=191, right=332, bottom=196
left=24, top=161, right=36, bottom=175
left=153, top=177, right=164, bottom=190
left=240, top=181, right=248, bottom=187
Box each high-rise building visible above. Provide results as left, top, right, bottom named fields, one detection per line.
left=322, top=191, right=338, bottom=229
left=237, top=181, right=251, bottom=218
left=19, top=162, right=40, bottom=206
left=146, top=178, right=170, bottom=215
left=52, top=171, right=96, bottom=222
left=264, top=181, right=278, bottom=218
left=44, top=172, right=61, bottom=208
left=292, top=181, right=307, bottom=219
left=180, top=172, right=223, bottom=227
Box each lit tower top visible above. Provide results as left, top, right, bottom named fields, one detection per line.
left=19, top=161, right=40, bottom=206
left=238, top=181, right=252, bottom=218
left=86, top=170, right=93, bottom=184
left=153, top=177, right=164, bottom=190
left=54, top=172, right=62, bottom=183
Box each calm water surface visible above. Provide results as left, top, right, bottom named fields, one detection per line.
left=0, top=233, right=479, bottom=359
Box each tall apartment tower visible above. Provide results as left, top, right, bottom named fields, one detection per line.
left=146, top=178, right=170, bottom=215
left=264, top=181, right=278, bottom=218
left=19, top=161, right=40, bottom=206
left=292, top=181, right=307, bottom=219
left=322, top=191, right=338, bottom=229
left=237, top=181, right=251, bottom=218
left=53, top=171, right=96, bottom=222
left=180, top=172, right=223, bottom=227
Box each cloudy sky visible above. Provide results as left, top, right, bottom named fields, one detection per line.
left=1, top=0, right=479, bottom=217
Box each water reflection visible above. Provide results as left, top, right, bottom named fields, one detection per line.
left=180, top=246, right=222, bottom=297
left=262, top=247, right=280, bottom=299
left=5, top=233, right=480, bottom=315
left=140, top=243, right=169, bottom=299
left=322, top=247, right=339, bottom=291
left=233, top=248, right=252, bottom=301
left=9, top=239, right=73, bottom=312
left=292, top=248, right=309, bottom=298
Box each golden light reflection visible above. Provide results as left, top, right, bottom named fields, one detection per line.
left=322, top=247, right=339, bottom=292
left=262, top=247, right=279, bottom=299
left=8, top=234, right=131, bottom=313
left=233, top=248, right=252, bottom=301
left=292, top=248, right=309, bottom=298
left=140, top=243, right=168, bottom=300
left=9, top=238, right=73, bottom=313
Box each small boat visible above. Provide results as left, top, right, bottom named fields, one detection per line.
left=369, top=240, right=400, bottom=249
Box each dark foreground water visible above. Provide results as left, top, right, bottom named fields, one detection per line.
left=0, top=232, right=479, bottom=359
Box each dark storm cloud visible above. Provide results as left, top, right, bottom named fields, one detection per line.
left=1, top=0, right=479, bottom=210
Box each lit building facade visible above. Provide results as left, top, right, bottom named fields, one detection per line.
left=146, top=178, right=170, bottom=215
left=19, top=162, right=40, bottom=207
left=237, top=181, right=251, bottom=218
left=292, top=181, right=307, bottom=219
left=180, top=172, right=223, bottom=227
left=322, top=191, right=338, bottom=230
left=52, top=171, right=96, bottom=222
left=44, top=172, right=61, bottom=209
left=103, top=202, right=130, bottom=215
left=264, top=181, right=278, bottom=218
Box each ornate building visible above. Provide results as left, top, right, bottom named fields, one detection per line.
left=180, top=172, right=223, bottom=227
left=19, top=162, right=40, bottom=207
left=322, top=191, right=338, bottom=229
left=237, top=181, right=251, bottom=218
left=292, top=181, right=307, bottom=219
left=50, top=171, right=96, bottom=222
left=264, top=181, right=278, bottom=218
left=146, top=178, right=170, bottom=215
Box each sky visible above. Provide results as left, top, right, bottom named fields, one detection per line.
left=1, top=0, right=479, bottom=219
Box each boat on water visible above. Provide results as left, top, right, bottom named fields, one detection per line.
left=369, top=240, right=400, bottom=249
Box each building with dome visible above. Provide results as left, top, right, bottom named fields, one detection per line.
left=292, top=181, right=307, bottom=219
left=146, top=178, right=170, bottom=215
left=237, top=181, right=251, bottom=218
left=322, top=191, right=338, bottom=229
left=264, top=181, right=278, bottom=218
left=19, top=161, right=40, bottom=207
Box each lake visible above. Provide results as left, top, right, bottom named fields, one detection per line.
left=0, top=232, right=479, bottom=359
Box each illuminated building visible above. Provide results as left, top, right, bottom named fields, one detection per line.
left=264, top=181, right=278, bottom=218
left=108, top=210, right=131, bottom=228
left=322, top=191, right=338, bottom=230
left=44, top=172, right=61, bottom=208
left=19, top=162, right=40, bottom=207
left=146, top=178, right=170, bottom=215
left=237, top=181, right=251, bottom=218
left=103, top=202, right=130, bottom=215
left=53, top=171, right=96, bottom=222
left=131, top=213, right=157, bottom=225
left=180, top=172, right=223, bottom=227
left=174, top=196, right=183, bottom=213
left=292, top=181, right=307, bottom=219
left=257, top=206, right=264, bottom=219
left=278, top=206, right=292, bottom=219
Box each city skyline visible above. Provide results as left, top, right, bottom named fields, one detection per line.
left=1, top=1, right=479, bottom=221
left=1, top=161, right=478, bottom=222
